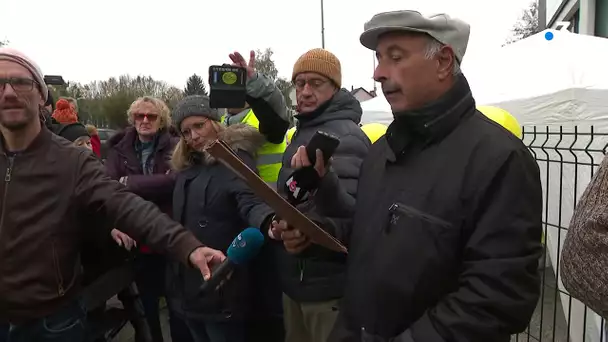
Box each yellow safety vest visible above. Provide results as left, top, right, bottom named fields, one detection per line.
left=222, top=110, right=286, bottom=188
left=286, top=127, right=296, bottom=145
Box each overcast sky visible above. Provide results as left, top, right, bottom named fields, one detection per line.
left=1, top=0, right=533, bottom=90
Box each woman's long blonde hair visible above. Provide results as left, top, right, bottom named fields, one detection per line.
left=170, top=120, right=224, bottom=171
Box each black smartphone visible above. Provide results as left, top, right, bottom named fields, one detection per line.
left=208, top=65, right=247, bottom=109
left=306, top=131, right=340, bottom=165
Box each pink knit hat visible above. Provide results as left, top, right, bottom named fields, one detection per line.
left=0, top=47, right=48, bottom=101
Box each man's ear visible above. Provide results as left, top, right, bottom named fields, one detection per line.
left=436, top=46, right=456, bottom=80
left=38, top=91, right=47, bottom=108
left=38, top=105, right=48, bottom=123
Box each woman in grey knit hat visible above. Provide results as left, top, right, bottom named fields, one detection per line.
left=166, top=95, right=277, bottom=342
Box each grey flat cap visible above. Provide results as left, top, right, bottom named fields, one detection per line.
left=360, top=10, right=470, bottom=63
left=172, top=95, right=220, bottom=129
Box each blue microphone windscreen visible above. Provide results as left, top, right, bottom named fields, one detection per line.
left=226, top=228, right=265, bottom=265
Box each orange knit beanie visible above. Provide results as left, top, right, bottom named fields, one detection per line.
left=292, top=48, right=342, bottom=88
left=52, top=99, right=78, bottom=124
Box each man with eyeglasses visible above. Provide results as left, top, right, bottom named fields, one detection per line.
left=0, top=47, right=227, bottom=342
left=268, top=48, right=370, bottom=342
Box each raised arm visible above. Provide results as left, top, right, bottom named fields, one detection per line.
left=246, top=71, right=290, bottom=144
left=229, top=50, right=290, bottom=144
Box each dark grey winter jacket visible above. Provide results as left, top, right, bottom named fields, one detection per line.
left=166, top=124, right=275, bottom=321
left=276, top=89, right=371, bottom=302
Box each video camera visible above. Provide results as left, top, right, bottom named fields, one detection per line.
left=208, top=65, right=247, bottom=109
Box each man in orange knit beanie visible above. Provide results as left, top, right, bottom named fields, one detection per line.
left=270, top=48, right=370, bottom=342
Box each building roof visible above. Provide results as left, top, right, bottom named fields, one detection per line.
left=350, top=87, right=376, bottom=98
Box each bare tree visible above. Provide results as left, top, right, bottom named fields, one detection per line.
left=254, top=48, right=279, bottom=81
left=505, top=1, right=540, bottom=45
left=52, top=75, right=181, bottom=128
left=163, top=86, right=185, bottom=110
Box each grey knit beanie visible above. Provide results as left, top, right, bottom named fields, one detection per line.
left=172, top=95, right=220, bottom=129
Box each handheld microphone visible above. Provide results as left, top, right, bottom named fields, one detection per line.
left=199, top=227, right=265, bottom=295
left=284, top=167, right=320, bottom=205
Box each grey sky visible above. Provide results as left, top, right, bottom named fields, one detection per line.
left=1, top=0, right=532, bottom=90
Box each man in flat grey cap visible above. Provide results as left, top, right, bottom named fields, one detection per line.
left=279, top=10, right=543, bottom=341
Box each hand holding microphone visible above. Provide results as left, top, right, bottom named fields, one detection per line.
left=199, top=227, right=265, bottom=295
left=188, top=247, right=226, bottom=282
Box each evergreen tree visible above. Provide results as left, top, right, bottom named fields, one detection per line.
left=184, top=74, right=208, bottom=96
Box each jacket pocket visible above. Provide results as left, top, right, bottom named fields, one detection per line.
left=376, top=202, right=458, bottom=295
left=386, top=203, right=451, bottom=233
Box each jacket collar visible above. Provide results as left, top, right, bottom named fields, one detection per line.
left=385, top=74, right=475, bottom=161
left=0, top=124, right=52, bottom=155
left=295, top=89, right=363, bottom=129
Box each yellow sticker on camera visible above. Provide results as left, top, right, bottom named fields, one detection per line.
left=222, top=72, right=237, bottom=85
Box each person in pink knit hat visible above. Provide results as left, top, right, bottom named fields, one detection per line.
left=0, top=47, right=226, bottom=342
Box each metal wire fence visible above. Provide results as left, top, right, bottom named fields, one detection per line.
left=511, top=126, right=608, bottom=342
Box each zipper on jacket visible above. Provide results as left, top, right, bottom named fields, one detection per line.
left=51, top=240, right=65, bottom=296
left=4, top=155, right=13, bottom=182
left=298, top=259, right=305, bottom=282
left=0, top=154, right=15, bottom=236
left=388, top=203, right=451, bottom=229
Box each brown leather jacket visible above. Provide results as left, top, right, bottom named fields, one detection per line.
left=0, top=127, right=202, bottom=324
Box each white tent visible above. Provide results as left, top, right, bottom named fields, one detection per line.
left=360, top=91, right=393, bottom=125
left=467, top=29, right=608, bottom=130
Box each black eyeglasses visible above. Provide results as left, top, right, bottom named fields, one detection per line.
left=0, top=78, right=39, bottom=93
left=293, top=78, right=329, bottom=90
